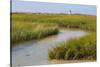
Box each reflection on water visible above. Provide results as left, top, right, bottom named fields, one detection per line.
left=12, top=30, right=87, bottom=66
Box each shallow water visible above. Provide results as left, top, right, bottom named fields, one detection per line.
left=12, top=29, right=87, bottom=66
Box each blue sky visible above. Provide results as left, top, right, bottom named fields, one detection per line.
left=12, top=0, right=96, bottom=15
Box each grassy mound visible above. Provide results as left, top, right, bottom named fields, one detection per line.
left=48, top=33, right=96, bottom=60
left=12, top=23, right=58, bottom=45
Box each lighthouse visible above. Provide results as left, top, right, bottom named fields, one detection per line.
left=68, top=10, right=72, bottom=14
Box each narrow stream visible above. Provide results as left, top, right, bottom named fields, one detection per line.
left=12, top=29, right=87, bottom=66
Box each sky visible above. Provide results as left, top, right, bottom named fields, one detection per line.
left=12, top=0, right=97, bottom=15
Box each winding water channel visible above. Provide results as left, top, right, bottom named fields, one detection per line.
left=12, top=29, right=87, bottom=66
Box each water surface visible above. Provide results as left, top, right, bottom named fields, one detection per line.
left=12, top=29, right=87, bottom=66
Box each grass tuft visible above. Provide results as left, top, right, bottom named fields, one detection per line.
left=48, top=33, right=96, bottom=60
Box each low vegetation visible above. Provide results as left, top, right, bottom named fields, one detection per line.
left=48, top=33, right=96, bottom=60
left=12, top=22, right=58, bottom=45
left=12, top=13, right=96, bottom=60
left=12, top=13, right=96, bottom=31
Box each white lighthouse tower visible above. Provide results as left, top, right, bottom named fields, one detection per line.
left=68, top=10, right=72, bottom=14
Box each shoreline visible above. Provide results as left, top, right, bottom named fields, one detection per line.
left=49, top=59, right=96, bottom=64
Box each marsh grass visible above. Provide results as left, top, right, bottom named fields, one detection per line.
left=12, top=13, right=96, bottom=60
left=48, top=33, right=96, bottom=60
left=12, top=22, right=59, bottom=45
left=12, top=13, right=96, bottom=31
